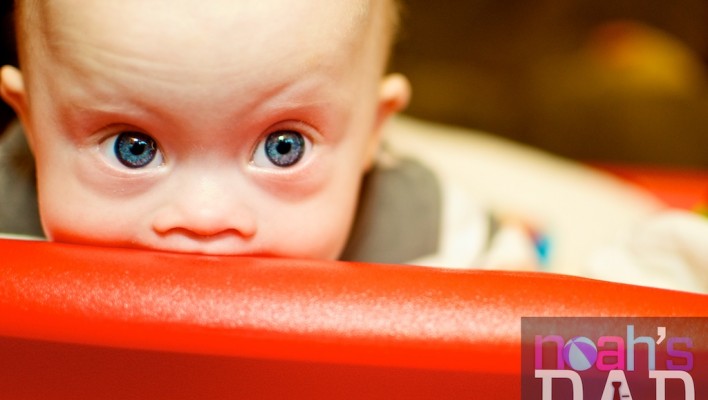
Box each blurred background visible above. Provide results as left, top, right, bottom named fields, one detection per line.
left=2, top=1, right=708, bottom=168
left=0, top=1, right=15, bottom=134
left=389, top=0, right=708, bottom=168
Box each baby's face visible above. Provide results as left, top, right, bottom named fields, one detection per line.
left=2, top=0, right=408, bottom=258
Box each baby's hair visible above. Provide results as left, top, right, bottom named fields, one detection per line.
left=387, top=0, right=404, bottom=39
left=12, top=0, right=39, bottom=69
left=13, top=0, right=404, bottom=69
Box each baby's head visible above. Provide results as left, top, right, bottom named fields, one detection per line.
left=1, top=0, right=410, bottom=258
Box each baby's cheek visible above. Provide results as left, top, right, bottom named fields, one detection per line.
left=36, top=157, right=148, bottom=245
left=38, top=190, right=102, bottom=244
left=38, top=178, right=106, bottom=243
left=280, top=185, right=361, bottom=259
left=273, top=216, right=352, bottom=260
left=40, top=194, right=149, bottom=247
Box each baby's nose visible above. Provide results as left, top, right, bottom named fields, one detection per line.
left=151, top=175, right=257, bottom=239
left=152, top=204, right=257, bottom=239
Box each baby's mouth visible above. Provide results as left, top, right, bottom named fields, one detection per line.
left=137, top=232, right=263, bottom=257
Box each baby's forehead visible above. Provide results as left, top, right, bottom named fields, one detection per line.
left=26, top=1, right=382, bottom=65
left=32, top=0, right=376, bottom=37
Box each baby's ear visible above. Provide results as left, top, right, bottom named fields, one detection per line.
left=364, top=73, right=411, bottom=170
left=378, top=73, right=411, bottom=120
left=1, top=66, right=29, bottom=123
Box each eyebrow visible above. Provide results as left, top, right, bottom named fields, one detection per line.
left=56, top=80, right=349, bottom=145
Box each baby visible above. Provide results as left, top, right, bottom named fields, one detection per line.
left=2, top=0, right=708, bottom=293
left=1, top=0, right=411, bottom=259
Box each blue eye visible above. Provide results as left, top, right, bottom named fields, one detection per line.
left=264, top=130, right=305, bottom=167
left=114, top=131, right=159, bottom=168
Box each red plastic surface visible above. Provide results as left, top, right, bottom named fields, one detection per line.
left=0, top=238, right=706, bottom=399
left=594, top=163, right=708, bottom=209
